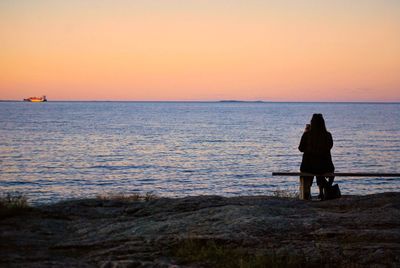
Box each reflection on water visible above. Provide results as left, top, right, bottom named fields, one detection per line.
left=0, top=102, right=399, bottom=203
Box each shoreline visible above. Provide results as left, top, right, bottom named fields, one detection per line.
left=4, top=189, right=398, bottom=207
left=1, top=192, right=400, bottom=267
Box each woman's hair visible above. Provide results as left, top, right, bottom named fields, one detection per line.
left=309, top=114, right=330, bottom=153
left=310, top=113, right=327, bottom=133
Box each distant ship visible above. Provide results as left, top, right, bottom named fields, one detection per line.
left=23, top=95, right=47, bottom=102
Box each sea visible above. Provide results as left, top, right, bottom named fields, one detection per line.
left=1, top=101, right=399, bottom=204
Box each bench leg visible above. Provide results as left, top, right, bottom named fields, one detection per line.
left=300, top=176, right=312, bottom=200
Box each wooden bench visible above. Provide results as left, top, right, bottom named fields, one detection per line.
left=272, top=172, right=400, bottom=200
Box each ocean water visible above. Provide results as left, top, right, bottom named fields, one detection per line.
left=0, top=102, right=399, bottom=204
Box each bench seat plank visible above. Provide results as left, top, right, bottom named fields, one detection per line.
left=272, top=172, right=400, bottom=177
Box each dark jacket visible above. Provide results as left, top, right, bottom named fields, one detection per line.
left=299, top=131, right=334, bottom=174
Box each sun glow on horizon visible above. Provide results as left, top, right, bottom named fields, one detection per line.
left=1, top=0, right=399, bottom=101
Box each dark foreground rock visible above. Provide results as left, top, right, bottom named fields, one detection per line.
left=1, top=193, right=400, bottom=267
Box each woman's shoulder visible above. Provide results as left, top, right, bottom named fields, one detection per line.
left=326, top=131, right=333, bottom=140
left=301, top=131, right=311, bottom=138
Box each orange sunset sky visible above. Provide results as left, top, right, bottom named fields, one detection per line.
left=1, top=0, right=399, bottom=101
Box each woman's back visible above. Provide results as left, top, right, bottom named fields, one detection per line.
left=299, top=114, right=334, bottom=174
left=299, top=130, right=333, bottom=155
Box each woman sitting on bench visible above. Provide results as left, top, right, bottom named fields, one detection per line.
left=299, top=113, right=335, bottom=200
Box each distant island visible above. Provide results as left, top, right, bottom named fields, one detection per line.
left=219, top=100, right=266, bottom=103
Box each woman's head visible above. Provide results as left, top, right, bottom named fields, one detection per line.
left=310, top=113, right=327, bottom=133
left=308, top=113, right=330, bottom=153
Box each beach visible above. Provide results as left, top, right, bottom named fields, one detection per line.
left=1, top=192, right=400, bottom=267
left=1, top=102, right=399, bottom=267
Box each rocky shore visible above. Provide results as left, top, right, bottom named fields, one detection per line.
left=1, top=192, right=400, bottom=267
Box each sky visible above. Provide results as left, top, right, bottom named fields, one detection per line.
left=1, top=0, right=399, bottom=101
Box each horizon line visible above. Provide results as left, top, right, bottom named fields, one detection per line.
left=1, top=99, right=399, bottom=104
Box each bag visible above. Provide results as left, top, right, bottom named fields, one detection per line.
left=324, top=184, right=341, bottom=200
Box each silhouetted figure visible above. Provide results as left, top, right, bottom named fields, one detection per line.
left=299, top=114, right=334, bottom=200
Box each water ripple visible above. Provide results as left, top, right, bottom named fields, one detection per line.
left=0, top=102, right=399, bottom=203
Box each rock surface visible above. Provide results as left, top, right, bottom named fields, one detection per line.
left=1, top=193, right=400, bottom=267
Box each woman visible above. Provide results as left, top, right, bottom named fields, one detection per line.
left=299, top=114, right=334, bottom=199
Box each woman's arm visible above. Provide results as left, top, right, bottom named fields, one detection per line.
left=298, top=133, right=308, bottom=152
left=328, top=132, right=333, bottom=149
